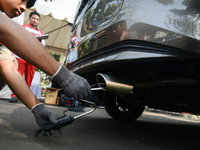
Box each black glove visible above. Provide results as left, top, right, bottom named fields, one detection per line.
left=32, top=103, right=63, bottom=136
left=53, top=65, right=91, bottom=101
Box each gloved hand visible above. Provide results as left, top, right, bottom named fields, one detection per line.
left=52, top=64, right=91, bottom=101
left=32, top=103, right=63, bottom=136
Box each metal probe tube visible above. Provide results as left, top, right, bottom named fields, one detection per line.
left=74, top=99, right=97, bottom=119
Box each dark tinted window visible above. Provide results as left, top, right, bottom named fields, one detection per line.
left=72, top=0, right=96, bottom=32
left=81, top=0, right=123, bottom=36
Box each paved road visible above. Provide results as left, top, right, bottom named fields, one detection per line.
left=0, top=100, right=200, bottom=150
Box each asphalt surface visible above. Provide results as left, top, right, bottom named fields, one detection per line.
left=0, top=99, right=200, bottom=150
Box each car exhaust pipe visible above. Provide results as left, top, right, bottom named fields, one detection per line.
left=96, top=73, right=200, bottom=96
left=96, top=73, right=134, bottom=95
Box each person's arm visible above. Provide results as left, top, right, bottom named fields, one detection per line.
left=0, top=13, right=58, bottom=75
left=0, top=59, right=62, bottom=136
left=0, top=12, right=91, bottom=101
left=0, top=59, right=40, bottom=109
left=41, top=39, right=45, bottom=47
left=40, top=31, right=46, bottom=47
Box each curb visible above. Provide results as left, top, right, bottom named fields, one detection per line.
left=145, top=107, right=200, bottom=121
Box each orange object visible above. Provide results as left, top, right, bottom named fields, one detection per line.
left=56, top=97, right=60, bottom=106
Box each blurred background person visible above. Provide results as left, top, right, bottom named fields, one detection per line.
left=10, top=11, right=45, bottom=103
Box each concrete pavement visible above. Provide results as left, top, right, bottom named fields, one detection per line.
left=0, top=99, right=200, bottom=150
left=0, top=99, right=110, bottom=150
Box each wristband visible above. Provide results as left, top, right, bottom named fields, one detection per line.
left=31, top=103, right=43, bottom=112
left=51, top=63, right=62, bottom=78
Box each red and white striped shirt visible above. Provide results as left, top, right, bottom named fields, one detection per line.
left=22, top=23, right=45, bottom=46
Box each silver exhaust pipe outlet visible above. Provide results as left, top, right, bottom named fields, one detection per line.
left=96, top=73, right=134, bottom=95
left=95, top=74, right=200, bottom=96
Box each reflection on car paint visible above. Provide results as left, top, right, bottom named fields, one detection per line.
left=67, top=0, right=200, bottom=67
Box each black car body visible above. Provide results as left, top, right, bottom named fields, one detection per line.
left=66, top=0, right=200, bottom=120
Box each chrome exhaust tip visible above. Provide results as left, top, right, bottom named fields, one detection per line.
left=96, top=73, right=134, bottom=95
